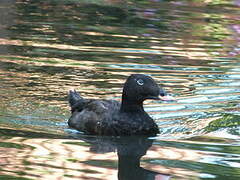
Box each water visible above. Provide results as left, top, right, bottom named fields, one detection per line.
left=0, top=0, right=240, bottom=179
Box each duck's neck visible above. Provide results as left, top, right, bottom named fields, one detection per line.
left=120, top=99, right=144, bottom=113
left=120, top=87, right=145, bottom=112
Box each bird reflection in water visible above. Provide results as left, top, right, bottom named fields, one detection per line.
left=72, top=135, right=171, bottom=180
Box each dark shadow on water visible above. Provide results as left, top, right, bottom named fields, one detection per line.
left=0, top=128, right=171, bottom=179
left=72, top=134, right=171, bottom=180
left=0, top=128, right=68, bottom=139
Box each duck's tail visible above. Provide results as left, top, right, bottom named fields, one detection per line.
left=68, top=89, right=83, bottom=108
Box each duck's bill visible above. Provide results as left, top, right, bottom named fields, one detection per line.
left=159, top=95, right=176, bottom=101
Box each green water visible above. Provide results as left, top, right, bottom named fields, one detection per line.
left=0, top=0, right=240, bottom=179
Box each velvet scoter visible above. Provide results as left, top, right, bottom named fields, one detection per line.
left=68, top=74, right=174, bottom=136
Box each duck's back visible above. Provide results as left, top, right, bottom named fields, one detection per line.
left=68, top=90, right=159, bottom=136
left=68, top=91, right=121, bottom=135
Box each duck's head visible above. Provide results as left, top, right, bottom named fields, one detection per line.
left=122, top=74, right=174, bottom=104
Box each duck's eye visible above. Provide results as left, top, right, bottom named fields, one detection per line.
left=136, top=79, right=144, bottom=86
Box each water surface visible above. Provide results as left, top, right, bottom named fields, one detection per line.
left=0, top=0, right=240, bottom=179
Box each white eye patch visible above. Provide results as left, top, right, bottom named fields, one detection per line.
left=136, top=79, right=144, bottom=86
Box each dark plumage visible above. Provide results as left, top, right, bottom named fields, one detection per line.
left=68, top=74, right=174, bottom=136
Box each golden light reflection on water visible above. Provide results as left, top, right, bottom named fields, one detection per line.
left=0, top=130, right=203, bottom=180
left=0, top=37, right=213, bottom=59
left=0, top=0, right=240, bottom=179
